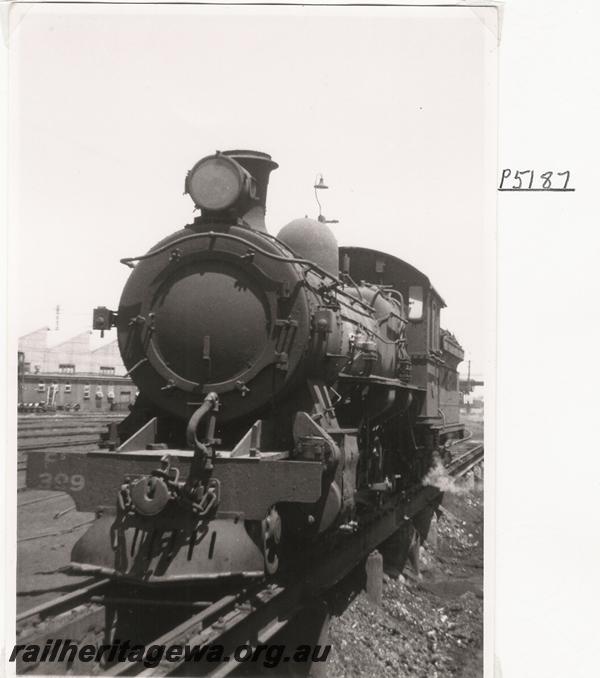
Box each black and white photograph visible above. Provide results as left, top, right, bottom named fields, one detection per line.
left=5, top=2, right=498, bottom=676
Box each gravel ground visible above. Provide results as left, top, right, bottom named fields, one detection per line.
left=328, top=478, right=483, bottom=678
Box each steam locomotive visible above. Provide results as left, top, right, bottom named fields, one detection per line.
left=28, top=150, right=465, bottom=583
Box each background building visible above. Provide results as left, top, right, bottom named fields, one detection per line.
left=18, top=328, right=135, bottom=412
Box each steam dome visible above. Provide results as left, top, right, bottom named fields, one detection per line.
left=277, top=218, right=339, bottom=278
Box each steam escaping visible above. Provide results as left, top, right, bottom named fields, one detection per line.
left=422, top=459, right=468, bottom=495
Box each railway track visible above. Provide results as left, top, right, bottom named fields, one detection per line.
left=18, top=414, right=123, bottom=425
left=16, top=579, right=110, bottom=635
left=447, top=443, right=484, bottom=478
left=15, top=442, right=484, bottom=676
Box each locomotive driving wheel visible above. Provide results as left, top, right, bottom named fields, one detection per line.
left=262, top=506, right=282, bottom=575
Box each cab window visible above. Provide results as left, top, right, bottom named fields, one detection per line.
left=430, top=300, right=439, bottom=349
left=408, top=286, right=423, bottom=321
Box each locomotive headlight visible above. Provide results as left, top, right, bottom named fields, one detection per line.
left=185, top=154, right=255, bottom=212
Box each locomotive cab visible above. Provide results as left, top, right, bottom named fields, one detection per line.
left=339, top=247, right=465, bottom=442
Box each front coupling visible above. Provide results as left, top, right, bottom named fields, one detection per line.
left=129, top=476, right=171, bottom=516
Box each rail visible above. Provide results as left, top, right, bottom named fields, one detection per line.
left=16, top=579, right=110, bottom=632
left=446, top=443, right=484, bottom=478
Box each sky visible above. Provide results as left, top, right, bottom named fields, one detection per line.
left=9, top=4, right=495, bottom=377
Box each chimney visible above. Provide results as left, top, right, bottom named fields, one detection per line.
left=223, top=150, right=278, bottom=232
